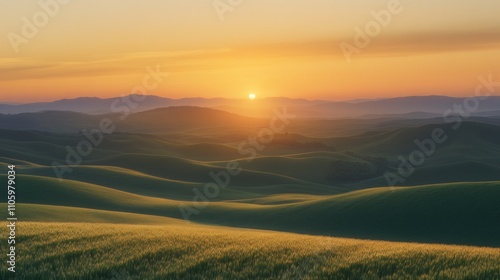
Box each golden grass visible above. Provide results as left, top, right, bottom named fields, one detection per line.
left=9, top=222, right=500, bottom=280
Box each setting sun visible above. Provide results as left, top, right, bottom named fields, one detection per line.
left=2, top=1, right=500, bottom=278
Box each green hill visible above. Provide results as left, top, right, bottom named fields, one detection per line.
left=6, top=174, right=500, bottom=247
left=6, top=203, right=183, bottom=224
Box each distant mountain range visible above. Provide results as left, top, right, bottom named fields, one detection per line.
left=0, top=107, right=265, bottom=134
left=1, top=95, right=500, bottom=118
left=1, top=106, right=500, bottom=137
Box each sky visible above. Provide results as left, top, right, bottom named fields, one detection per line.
left=1, top=0, right=500, bottom=103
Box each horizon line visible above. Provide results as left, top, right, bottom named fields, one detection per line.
left=3, top=94, right=500, bottom=105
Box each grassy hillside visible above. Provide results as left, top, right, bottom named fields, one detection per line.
left=193, top=181, right=500, bottom=247
left=4, top=222, right=499, bottom=280
left=7, top=174, right=500, bottom=247
left=6, top=203, right=183, bottom=224
left=2, top=110, right=500, bottom=278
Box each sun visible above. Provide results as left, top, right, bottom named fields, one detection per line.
left=248, top=93, right=256, bottom=100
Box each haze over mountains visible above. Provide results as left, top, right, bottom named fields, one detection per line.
left=2, top=94, right=500, bottom=249
left=2, top=95, right=500, bottom=118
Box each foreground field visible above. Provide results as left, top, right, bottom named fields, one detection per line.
left=8, top=179, right=500, bottom=247
left=6, top=222, right=500, bottom=280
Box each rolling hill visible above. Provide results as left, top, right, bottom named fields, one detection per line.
left=2, top=120, right=500, bottom=189
left=5, top=173, right=500, bottom=247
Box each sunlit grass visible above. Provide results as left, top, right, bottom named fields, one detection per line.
left=8, top=222, right=500, bottom=280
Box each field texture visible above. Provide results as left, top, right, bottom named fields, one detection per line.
left=5, top=222, right=500, bottom=280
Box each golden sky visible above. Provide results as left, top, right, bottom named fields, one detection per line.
left=1, top=0, right=500, bottom=103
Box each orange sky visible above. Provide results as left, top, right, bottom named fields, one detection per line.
left=1, top=0, right=500, bottom=103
